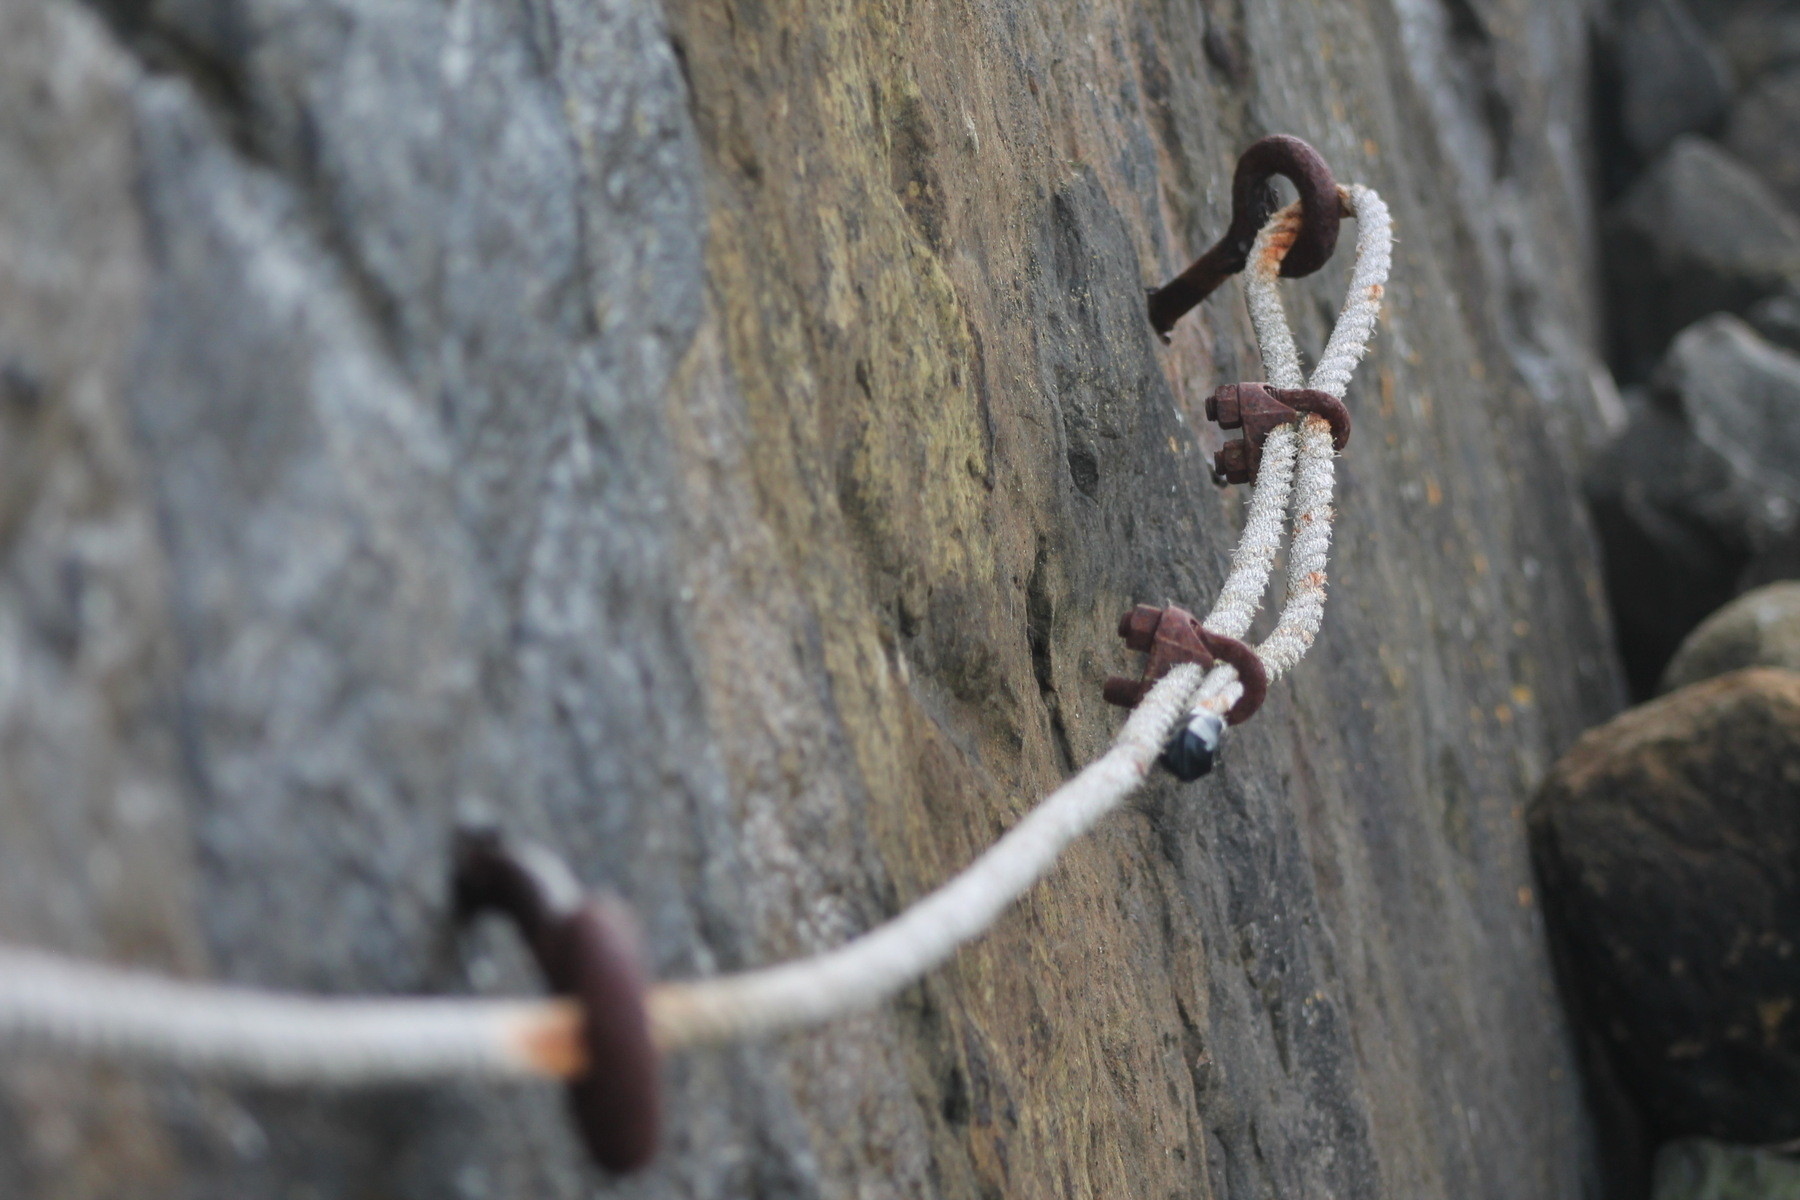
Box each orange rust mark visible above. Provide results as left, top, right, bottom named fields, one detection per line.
left=515, top=1002, right=589, bottom=1078
left=1256, top=215, right=1303, bottom=270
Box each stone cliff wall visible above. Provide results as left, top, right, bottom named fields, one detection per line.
left=0, top=0, right=1624, bottom=1195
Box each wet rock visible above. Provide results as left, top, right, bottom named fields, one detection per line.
left=1619, top=0, right=1735, bottom=160
left=1662, top=582, right=1800, bottom=692
left=1586, top=315, right=1800, bottom=693
left=1653, top=1138, right=1800, bottom=1200
left=1531, top=669, right=1800, bottom=1144
left=1605, top=138, right=1800, bottom=380
left=1726, top=69, right=1800, bottom=216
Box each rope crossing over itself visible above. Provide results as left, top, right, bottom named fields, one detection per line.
left=1158, top=182, right=1393, bottom=769
left=0, top=145, right=1394, bottom=1174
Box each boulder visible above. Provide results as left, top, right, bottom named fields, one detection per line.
left=1727, top=69, right=1800, bottom=216
left=1587, top=399, right=1764, bottom=695
left=1746, top=289, right=1800, bottom=354
left=1658, top=314, right=1800, bottom=508
left=1586, top=315, right=1800, bottom=693
left=1719, top=2, right=1800, bottom=86
left=1531, top=669, right=1800, bottom=1144
left=1653, top=1139, right=1800, bottom=1200
left=1605, top=138, right=1800, bottom=380
left=1662, top=582, right=1800, bottom=691
left=1620, top=0, right=1736, bottom=160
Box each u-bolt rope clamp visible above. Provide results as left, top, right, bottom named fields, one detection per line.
left=1147, top=134, right=1342, bottom=339
left=1206, top=382, right=1351, bottom=484
left=1103, top=604, right=1266, bottom=726
left=452, top=827, right=661, bottom=1174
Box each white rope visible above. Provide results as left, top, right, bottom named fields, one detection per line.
left=1203, top=422, right=1299, bottom=641
left=1245, top=206, right=1309, bottom=389
left=648, top=662, right=1202, bottom=1048
left=0, top=666, right=1205, bottom=1071
left=1257, top=416, right=1336, bottom=678
left=1191, top=184, right=1391, bottom=708
left=1311, top=186, right=1393, bottom=401
left=0, top=946, right=583, bottom=1083
left=0, top=182, right=1392, bottom=1084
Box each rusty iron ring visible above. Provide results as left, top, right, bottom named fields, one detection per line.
left=1147, top=134, right=1342, bottom=339
left=453, top=828, right=661, bottom=1174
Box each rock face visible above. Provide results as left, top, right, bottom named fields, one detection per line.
left=0, top=0, right=1623, bottom=1197
left=1662, top=582, right=1800, bottom=692
left=1531, top=669, right=1800, bottom=1147
left=1605, top=137, right=1800, bottom=381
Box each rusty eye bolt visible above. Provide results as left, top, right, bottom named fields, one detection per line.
left=1146, top=134, right=1342, bottom=339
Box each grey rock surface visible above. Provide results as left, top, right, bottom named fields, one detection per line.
left=1727, top=69, right=1800, bottom=216
left=1620, top=0, right=1736, bottom=159
left=1663, top=582, right=1800, bottom=691
left=1654, top=1139, right=1800, bottom=1200
left=0, top=0, right=1624, bottom=1196
left=1605, top=137, right=1800, bottom=380
left=1532, top=668, right=1800, bottom=1146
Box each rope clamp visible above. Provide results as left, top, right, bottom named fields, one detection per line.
left=1103, top=604, right=1267, bottom=725
left=1206, top=382, right=1351, bottom=484
left=453, top=827, right=662, bottom=1174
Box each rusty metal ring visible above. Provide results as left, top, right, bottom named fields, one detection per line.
left=1196, top=629, right=1267, bottom=725
left=553, top=901, right=661, bottom=1174
left=1147, top=134, right=1342, bottom=338
left=453, top=828, right=661, bottom=1173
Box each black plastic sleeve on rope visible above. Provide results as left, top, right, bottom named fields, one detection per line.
left=1146, top=134, right=1342, bottom=339
left=453, top=827, right=662, bottom=1174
